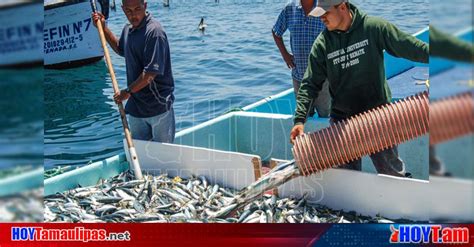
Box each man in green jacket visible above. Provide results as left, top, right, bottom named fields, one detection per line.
left=290, top=0, right=429, bottom=177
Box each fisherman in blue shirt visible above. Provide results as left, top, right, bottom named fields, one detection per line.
left=272, top=0, right=330, bottom=117
left=92, top=0, right=175, bottom=143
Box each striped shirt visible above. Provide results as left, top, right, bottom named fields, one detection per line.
left=273, top=2, right=325, bottom=82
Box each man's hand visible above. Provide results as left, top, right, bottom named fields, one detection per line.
left=91, top=12, right=106, bottom=28
left=114, top=89, right=130, bottom=104
left=282, top=52, right=295, bottom=69
left=290, top=124, right=304, bottom=144
left=91, top=12, right=120, bottom=54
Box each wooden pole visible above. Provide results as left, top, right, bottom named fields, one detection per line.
left=91, top=0, right=143, bottom=179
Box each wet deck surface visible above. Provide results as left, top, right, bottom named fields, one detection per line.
left=430, top=64, right=473, bottom=99
left=388, top=66, right=429, bottom=100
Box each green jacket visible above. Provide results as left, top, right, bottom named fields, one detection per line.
left=430, top=25, right=474, bottom=63
left=294, top=3, right=429, bottom=124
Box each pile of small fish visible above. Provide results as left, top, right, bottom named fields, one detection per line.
left=0, top=188, right=44, bottom=222
left=44, top=171, right=404, bottom=223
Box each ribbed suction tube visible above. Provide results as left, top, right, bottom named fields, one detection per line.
left=429, top=91, right=473, bottom=145
left=293, top=91, right=430, bottom=176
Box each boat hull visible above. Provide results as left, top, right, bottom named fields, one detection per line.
left=44, top=0, right=105, bottom=69
left=0, top=2, right=43, bottom=68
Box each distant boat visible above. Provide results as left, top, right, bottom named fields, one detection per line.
left=44, top=0, right=110, bottom=69
left=0, top=0, right=43, bottom=68
left=163, top=0, right=169, bottom=7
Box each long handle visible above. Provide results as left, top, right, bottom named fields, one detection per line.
left=91, top=0, right=143, bottom=179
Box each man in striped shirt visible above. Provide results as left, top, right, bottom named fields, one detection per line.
left=272, top=0, right=330, bottom=118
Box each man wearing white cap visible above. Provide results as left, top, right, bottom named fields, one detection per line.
left=290, top=0, right=429, bottom=177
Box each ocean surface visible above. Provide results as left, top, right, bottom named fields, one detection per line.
left=43, top=0, right=433, bottom=168
left=0, top=69, right=43, bottom=169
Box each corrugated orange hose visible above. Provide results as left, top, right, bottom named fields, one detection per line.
left=294, top=91, right=474, bottom=176
left=294, top=91, right=424, bottom=176
left=429, top=92, right=473, bottom=145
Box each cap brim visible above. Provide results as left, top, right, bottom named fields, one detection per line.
left=309, top=7, right=326, bottom=17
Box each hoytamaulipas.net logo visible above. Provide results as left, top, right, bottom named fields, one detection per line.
left=11, top=227, right=131, bottom=242
left=390, top=225, right=469, bottom=244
